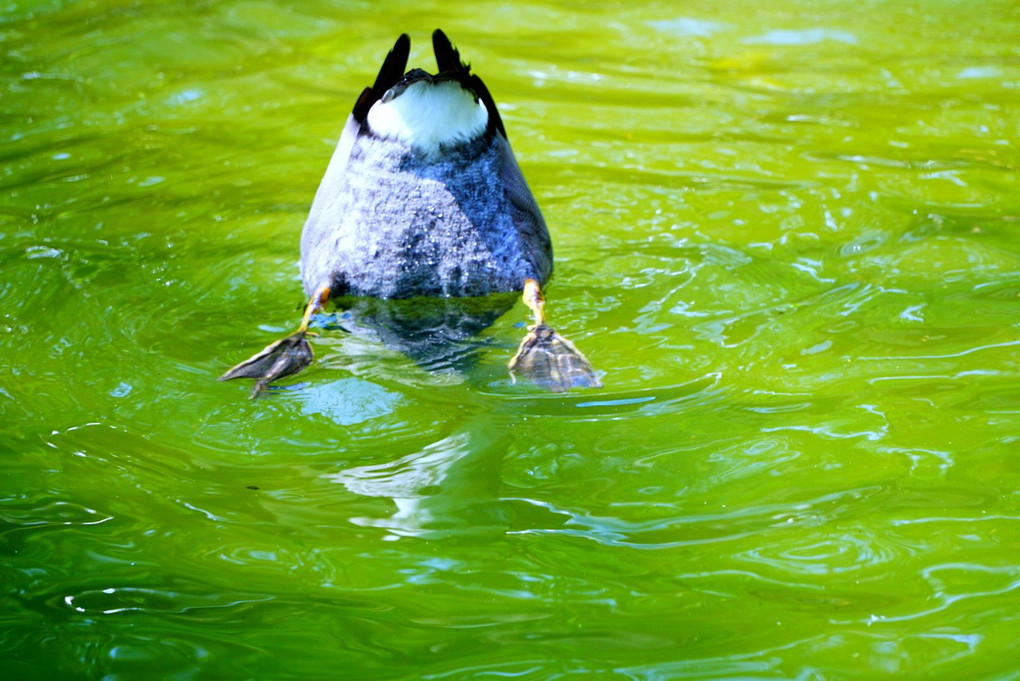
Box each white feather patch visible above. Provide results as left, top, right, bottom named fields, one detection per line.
left=366, top=80, right=488, bottom=156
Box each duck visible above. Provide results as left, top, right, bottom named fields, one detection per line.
left=221, top=30, right=600, bottom=397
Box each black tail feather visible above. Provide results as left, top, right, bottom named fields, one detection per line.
left=434, top=29, right=506, bottom=140
left=432, top=29, right=467, bottom=74
left=372, top=33, right=410, bottom=94
left=353, top=33, right=410, bottom=121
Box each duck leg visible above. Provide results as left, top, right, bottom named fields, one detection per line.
left=220, top=286, right=331, bottom=398
left=508, top=279, right=601, bottom=392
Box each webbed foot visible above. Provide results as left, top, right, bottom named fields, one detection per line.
left=509, top=323, right=601, bottom=392
left=508, top=279, right=601, bottom=392
left=220, top=332, right=314, bottom=398
left=220, top=285, right=330, bottom=398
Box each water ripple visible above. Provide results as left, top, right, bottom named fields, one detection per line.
left=62, top=587, right=273, bottom=617
left=505, top=485, right=887, bottom=550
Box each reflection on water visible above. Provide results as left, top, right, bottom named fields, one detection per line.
left=299, top=378, right=401, bottom=426
left=322, top=293, right=517, bottom=374
left=328, top=424, right=510, bottom=539
left=3, top=0, right=1020, bottom=678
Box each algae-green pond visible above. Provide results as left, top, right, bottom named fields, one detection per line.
left=2, top=0, right=1019, bottom=678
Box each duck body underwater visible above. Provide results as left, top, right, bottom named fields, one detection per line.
left=222, top=30, right=600, bottom=397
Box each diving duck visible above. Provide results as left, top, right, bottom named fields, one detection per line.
left=221, top=30, right=600, bottom=397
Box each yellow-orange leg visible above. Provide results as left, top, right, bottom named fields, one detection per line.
left=522, top=278, right=546, bottom=326
left=297, top=285, right=332, bottom=333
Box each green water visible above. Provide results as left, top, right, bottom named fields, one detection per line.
left=3, top=0, right=1019, bottom=678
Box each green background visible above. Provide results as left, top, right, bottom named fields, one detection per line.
left=2, top=0, right=1019, bottom=678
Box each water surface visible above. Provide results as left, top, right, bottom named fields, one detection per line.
left=2, top=0, right=1019, bottom=678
